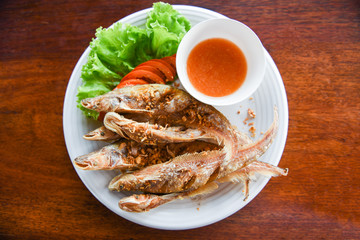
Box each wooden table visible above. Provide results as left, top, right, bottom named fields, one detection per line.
left=1, top=0, right=359, bottom=239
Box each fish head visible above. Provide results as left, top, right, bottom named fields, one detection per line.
left=81, top=95, right=122, bottom=112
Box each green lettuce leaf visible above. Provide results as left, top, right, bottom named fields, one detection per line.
left=146, top=2, right=191, bottom=58
left=90, top=23, right=153, bottom=75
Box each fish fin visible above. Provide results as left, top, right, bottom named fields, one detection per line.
left=217, top=170, right=248, bottom=183
left=186, top=182, right=219, bottom=198
left=248, top=160, right=288, bottom=177
left=217, top=160, right=288, bottom=201
left=217, top=169, right=251, bottom=200
left=243, top=178, right=250, bottom=201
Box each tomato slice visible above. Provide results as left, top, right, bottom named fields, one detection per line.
left=138, top=60, right=175, bottom=82
left=121, top=69, right=165, bottom=84
left=134, top=65, right=166, bottom=81
left=115, top=79, right=149, bottom=89
left=151, top=59, right=177, bottom=79
left=161, top=56, right=176, bottom=72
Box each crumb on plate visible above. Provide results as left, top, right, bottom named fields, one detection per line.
left=249, top=126, right=256, bottom=138
left=243, top=117, right=249, bottom=125
left=248, top=108, right=256, bottom=118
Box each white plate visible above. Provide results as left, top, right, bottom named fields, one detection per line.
left=63, top=5, right=288, bottom=230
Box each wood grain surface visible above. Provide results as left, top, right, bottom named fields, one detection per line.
left=0, top=0, right=359, bottom=239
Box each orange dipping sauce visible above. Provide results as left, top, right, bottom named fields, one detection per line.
left=187, top=38, right=247, bottom=97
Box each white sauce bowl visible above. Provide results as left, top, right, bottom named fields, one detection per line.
left=176, top=18, right=266, bottom=106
